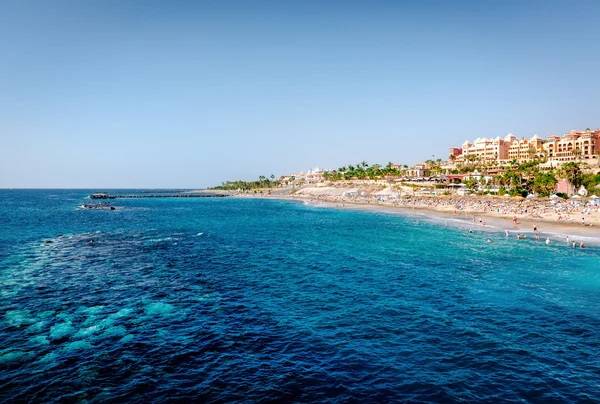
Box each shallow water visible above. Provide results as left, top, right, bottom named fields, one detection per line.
left=1, top=190, right=600, bottom=402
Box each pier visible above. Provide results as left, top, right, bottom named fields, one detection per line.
left=90, top=191, right=230, bottom=199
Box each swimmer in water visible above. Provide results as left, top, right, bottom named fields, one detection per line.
left=580, top=242, right=586, bottom=248
left=546, top=238, right=550, bottom=245
left=469, top=229, right=473, bottom=234
left=535, top=234, right=540, bottom=240
left=572, top=241, right=576, bottom=248
left=487, top=239, right=492, bottom=243
left=505, top=230, right=509, bottom=237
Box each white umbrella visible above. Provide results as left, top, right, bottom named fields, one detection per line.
left=374, top=187, right=399, bottom=196
left=570, top=195, right=581, bottom=199
left=589, top=195, right=599, bottom=199
left=549, top=194, right=560, bottom=199
left=526, top=194, right=535, bottom=198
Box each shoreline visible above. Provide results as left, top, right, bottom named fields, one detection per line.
left=233, top=192, right=600, bottom=244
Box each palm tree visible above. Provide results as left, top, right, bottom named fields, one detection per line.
left=559, top=161, right=585, bottom=193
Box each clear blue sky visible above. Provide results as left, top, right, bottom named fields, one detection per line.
left=1, top=0, right=599, bottom=188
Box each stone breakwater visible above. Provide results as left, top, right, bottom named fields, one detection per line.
left=90, top=192, right=229, bottom=199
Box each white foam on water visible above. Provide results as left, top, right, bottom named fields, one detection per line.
left=196, top=232, right=204, bottom=236
left=145, top=302, right=174, bottom=316
left=49, top=322, right=75, bottom=339
left=74, top=324, right=102, bottom=339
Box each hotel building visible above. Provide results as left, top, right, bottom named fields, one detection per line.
left=451, top=129, right=600, bottom=166
left=542, top=129, right=600, bottom=163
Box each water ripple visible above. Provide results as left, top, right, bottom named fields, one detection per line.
left=1, top=192, right=600, bottom=401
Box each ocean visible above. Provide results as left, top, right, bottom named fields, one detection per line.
left=1, top=190, right=600, bottom=402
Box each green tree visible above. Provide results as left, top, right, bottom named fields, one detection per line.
left=559, top=162, right=584, bottom=189
left=463, top=178, right=478, bottom=191
left=531, top=172, right=558, bottom=197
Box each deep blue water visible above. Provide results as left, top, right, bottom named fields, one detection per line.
left=1, top=190, right=600, bottom=402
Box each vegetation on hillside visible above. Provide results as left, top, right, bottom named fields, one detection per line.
left=212, top=157, right=600, bottom=197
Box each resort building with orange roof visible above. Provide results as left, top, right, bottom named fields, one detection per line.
left=450, top=129, right=600, bottom=167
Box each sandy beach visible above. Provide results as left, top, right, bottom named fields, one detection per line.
left=227, top=184, right=600, bottom=244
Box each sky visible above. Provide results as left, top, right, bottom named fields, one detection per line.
left=1, top=0, right=599, bottom=188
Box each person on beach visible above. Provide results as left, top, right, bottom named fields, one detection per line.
left=533, top=224, right=537, bottom=232
left=581, top=218, right=585, bottom=226
left=513, top=216, right=517, bottom=227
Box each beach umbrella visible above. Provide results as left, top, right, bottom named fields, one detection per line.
left=590, top=195, right=599, bottom=199
left=570, top=195, right=581, bottom=199
left=549, top=194, right=560, bottom=199
left=526, top=194, right=535, bottom=199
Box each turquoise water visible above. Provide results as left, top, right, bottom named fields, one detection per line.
left=1, top=190, right=600, bottom=402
